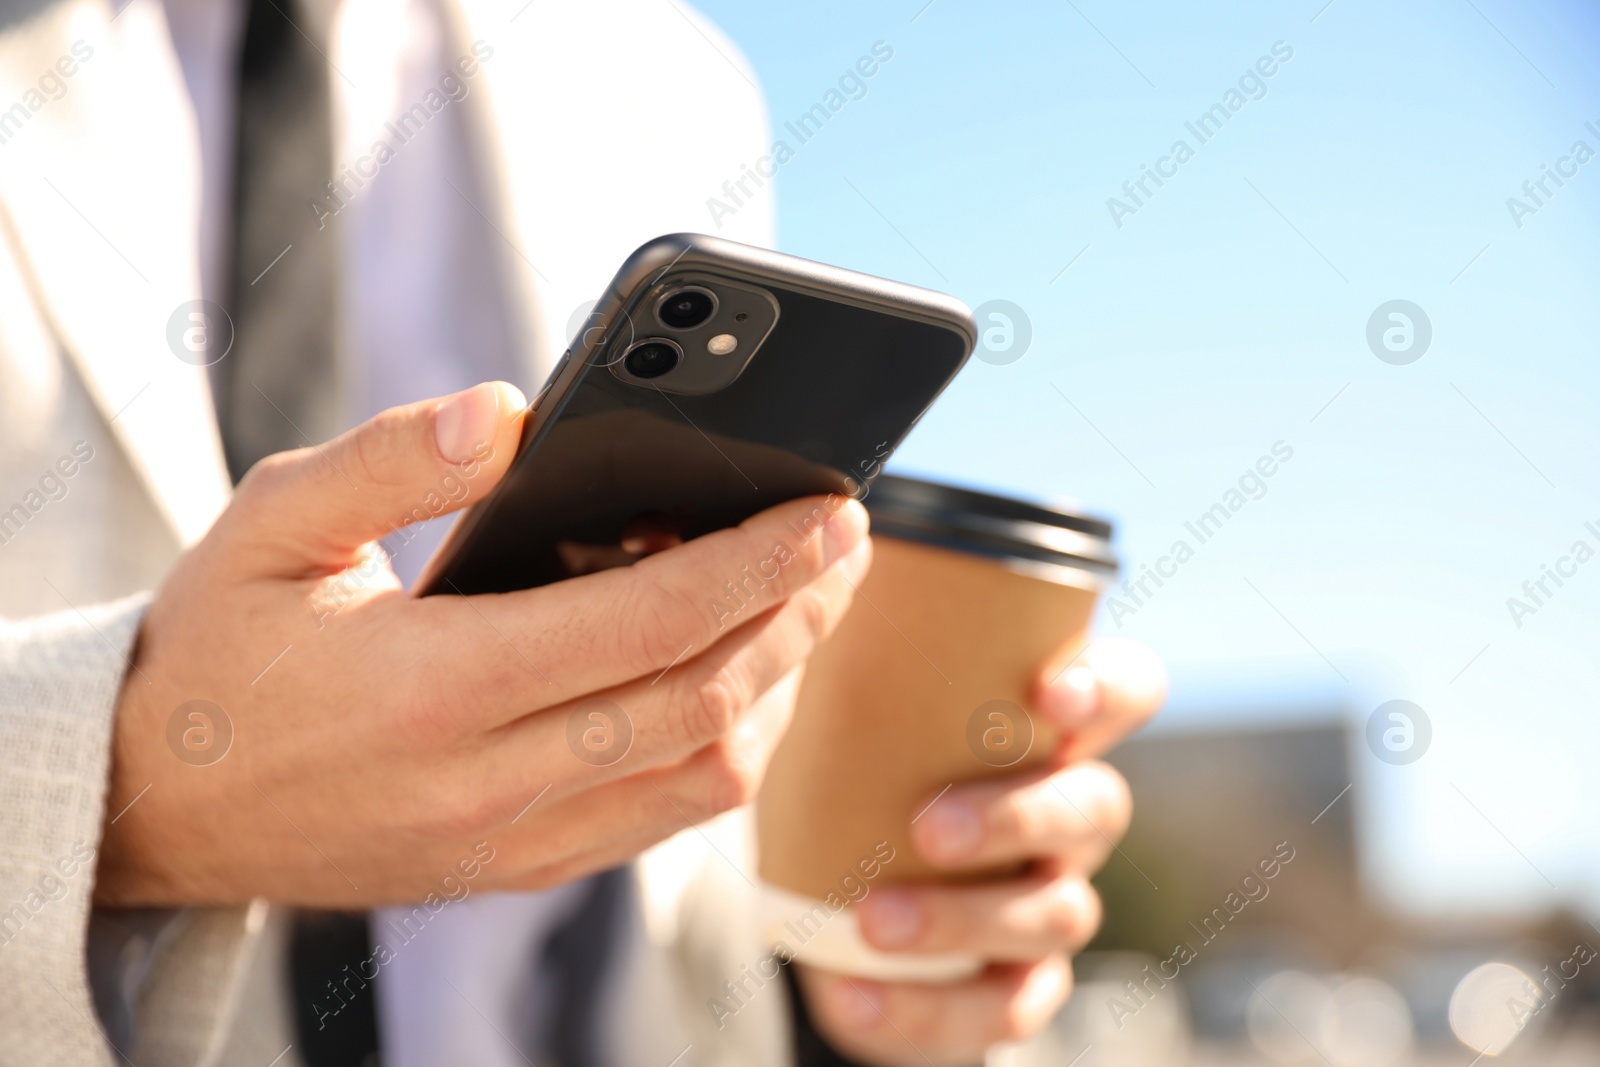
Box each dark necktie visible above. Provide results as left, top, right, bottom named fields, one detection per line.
left=225, top=6, right=371, bottom=1058
left=219, top=0, right=341, bottom=482
left=538, top=866, right=633, bottom=1067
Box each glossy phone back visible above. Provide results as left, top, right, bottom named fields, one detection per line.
left=418, top=234, right=974, bottom=596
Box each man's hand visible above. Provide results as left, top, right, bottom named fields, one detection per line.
left=96, top=381, right=871, bottom=907
left=793, top=638, right=1165, bottom=1066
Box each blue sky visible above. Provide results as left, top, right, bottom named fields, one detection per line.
left=692, top=0, right=1600, bottom=918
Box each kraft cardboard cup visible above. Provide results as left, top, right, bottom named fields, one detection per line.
left=756, top=475, right=1117, bottom=982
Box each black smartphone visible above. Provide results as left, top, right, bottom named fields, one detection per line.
left=416, top=233, right=974, bottom=597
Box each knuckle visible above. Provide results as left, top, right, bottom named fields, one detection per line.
left=616, top=572, right=707, bottom=674
left=1053, top=762, right=1133, bottom=842
left=345, top=408, right=411, bottom=490
left=742, top=508, right=829, bottom=596
left=987, top=785, right=1038, bottom=848
left=994, top=958, right=1072, bottom=1042
left=1042, top=891, right=1081, bottom=947
left=1070, top=884, right=1105, bottom=947
left=1004, top=786, right=1050, bottom=845
left=389, top=659, right=478, bottom=745
left=702, top=744, right=760, bottom=814
left=1105, top=636, right=1170, bottom=716
left=995, top=999, right=1041, bottom=1044
left=681, top=670, right=747, bottom=748
left=416, top=777, right=501, bottom=839
left=785, top=514, right=834, bottom=585
left=787, top=583, right=834, bottom=649
left=239, top=450, right=294, bottom=491
left=231, top=451, right=300, bottom=516
left=394, top=694, right=465, bottom=748
left=1090, top=763, right=1134, bottom=838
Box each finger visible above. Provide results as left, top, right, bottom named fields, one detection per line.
left=225, top=381, right=527, bottom=575
left=538, top=542, right=862, bottom=782
left=485, top=673, right=804, bottom=888
left=368, top=672, right=792, bottom=901
left=431, top=493, right=870, bottom=718
left=798, top=956, right=1071, bottom=1063
left=908, top=761, right=1131, bottom=873
left=856, top=875, right=1100, bottom=960
left=534, top=655, right=807, bottom=830
left=406, top=740, right=765, bottom=899
left=492, top=566, right=844, bottom=799
left=1034, top=636, right=1165, bottom=763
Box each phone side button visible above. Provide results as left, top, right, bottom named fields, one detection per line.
left=529, top=350, right=573, bottom=412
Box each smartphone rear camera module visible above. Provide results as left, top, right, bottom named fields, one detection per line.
left=656, top=287, right=717, bottom=330
left=612, top=275, right=777, bottom=395
left=623, top=339, right=682, bottom=380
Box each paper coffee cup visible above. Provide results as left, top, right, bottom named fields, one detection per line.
left=756, top=475, right=1117, bottom=982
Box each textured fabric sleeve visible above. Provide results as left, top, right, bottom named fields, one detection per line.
left=0, top=596, right=261, bottom=1067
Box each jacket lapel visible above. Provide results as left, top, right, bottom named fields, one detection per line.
left=0, top=0, right=231, bottom=547
left=436, top=0, right=551, bottom=380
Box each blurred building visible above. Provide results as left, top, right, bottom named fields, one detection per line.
left=1056, top=705, right=1600, bottom=1065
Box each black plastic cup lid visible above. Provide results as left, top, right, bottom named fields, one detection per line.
left=862, top=474, right=1118, bottom=585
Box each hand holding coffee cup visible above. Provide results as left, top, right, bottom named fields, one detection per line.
left=754, top=476, right=1165, bottom=1062
left=789, top=637, right=1164, bottom=1065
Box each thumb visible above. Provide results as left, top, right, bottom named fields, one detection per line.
left=227, top=381, right=527, bottom=575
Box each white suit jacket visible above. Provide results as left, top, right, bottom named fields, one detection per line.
left=0, top=0, right=809, bottom=1063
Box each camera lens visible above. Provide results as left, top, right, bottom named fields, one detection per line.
left=656, top=288, right=716, bottom=330
left=623, top=340, right=681, bottom=380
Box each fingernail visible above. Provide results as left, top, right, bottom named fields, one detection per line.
left=434, top=383, right=503, bottom=464
left=860, top=889, right=922, bottom=948
left=822, top=499, right=870, bottom=565
left=827, top=977, right=886, bottom=1029
left=1044, top=664, right=1100, bottom=726
left=919, top=796, right=983, bottom=862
